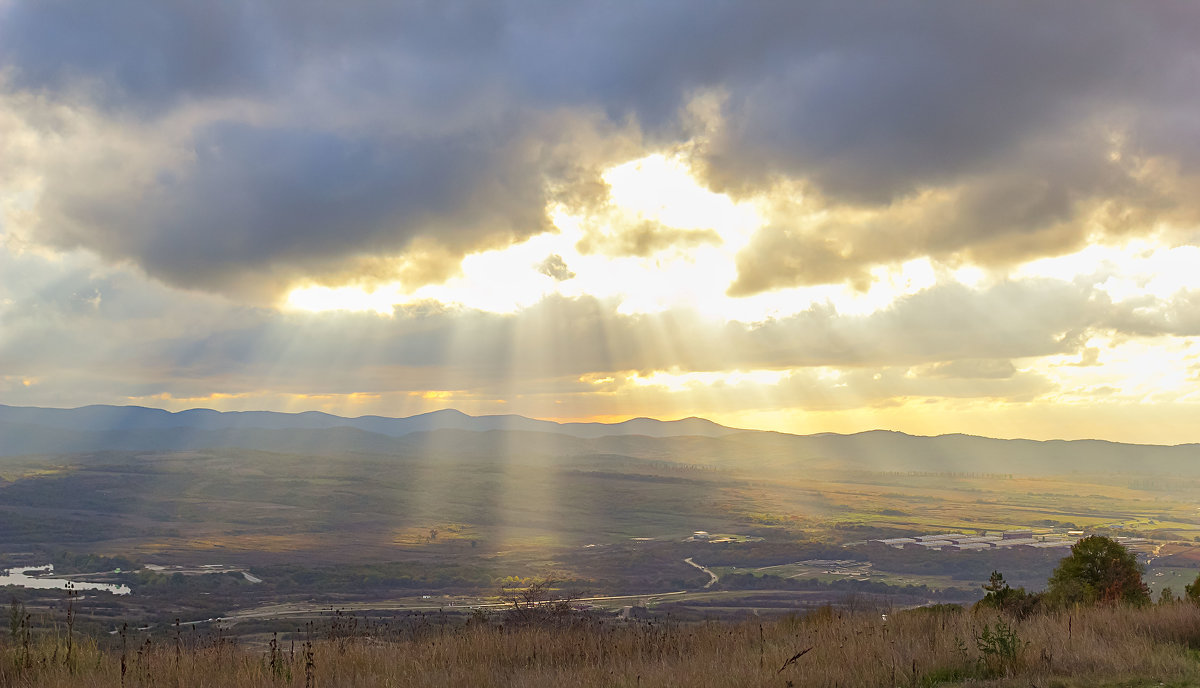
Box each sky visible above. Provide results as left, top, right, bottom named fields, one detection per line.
left=2, top=2, right=1200, bottom=444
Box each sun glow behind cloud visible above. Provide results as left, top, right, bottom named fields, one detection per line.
left=286, top=152, right=765, bottom=318
left=1015, top=239, right=1200, bottom=301
left=1033, top=335, right=1200, bottom=403
left=277, top=145, right=1200, bottom=441
left=284, top=152, right=954, bottom=323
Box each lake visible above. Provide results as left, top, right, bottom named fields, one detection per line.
left=0, top=564, right=131, bottom=595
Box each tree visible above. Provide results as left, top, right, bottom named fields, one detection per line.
left=1184, top=573, right=1200, bottom=603
left=975, top=570, right=1039, bottom=618
left=500, top=576, right=582, bottom=626
left=978, top=570, right=1018, bottom=608
left=1046, top=536, right=1149, bottom=606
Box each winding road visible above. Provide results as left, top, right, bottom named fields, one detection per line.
left=684, top=557, right=719, bottom=589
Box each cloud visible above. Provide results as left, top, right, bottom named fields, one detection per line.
left=0, top=3, right=647, bottom=299
left=700, top=4, right=1200, bottom=197
left=576, top=220, right=721, bottom=258
left=726, top=133, right=1200, bottom=295
left=0, top=245, right=1112, bottom=402
left=1103, top=289, right=1200, bottom=337
left=3, top=241, right=1199, bottom=442
left=920, top=359, right=1018, bottom=380
left=3, top=1, right=1200, bottom=446
left=697, top=5, right=1200, bottom=295
left=536, top=254, right=575, bottom=282
left=4, top=2, right=1199, bottom=302
left=3, top=93, right=622, bottom=300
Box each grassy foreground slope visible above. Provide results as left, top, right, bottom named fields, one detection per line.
left=7, top=603, right=1200, bottom=687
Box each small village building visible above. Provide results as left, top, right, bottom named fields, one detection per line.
left=904, top=541, right=944, bottom=550
left=943, top=543, right=991, bottom=552
left=871, top=537, right=916, bottom=547
left=1028, top=540, right=1075, bottom=549
left=945, top=536, right=996, bottom=545
left=915, top=534, right=967, bottom=542
left=995, top=537, right=1039, bottom=548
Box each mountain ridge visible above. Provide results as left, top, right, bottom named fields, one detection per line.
left=0, top=403, right=739, bottom=439
left=2, top=404, right=1200, bottom=476
left=3, top=403, right=1200, bottom=448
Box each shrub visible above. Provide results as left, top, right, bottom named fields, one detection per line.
left=975, top=618, right=1026, bottom=677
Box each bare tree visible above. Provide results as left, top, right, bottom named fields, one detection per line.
left=501, top=577, right=583, bottom=626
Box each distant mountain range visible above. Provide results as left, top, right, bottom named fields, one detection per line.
left=2, top=403, right=1200, bottom=476
left=0, top=404, right=736, bottom=439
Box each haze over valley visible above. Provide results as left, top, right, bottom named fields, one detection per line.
left=4, top=404, right=1200, bottom=621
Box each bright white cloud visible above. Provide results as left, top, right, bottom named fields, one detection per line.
left=1033, top=334, right=1200, bottom=404
left=1015, top=239, right=1200, bottom=302
left=284, top=154, right=955, bottom=323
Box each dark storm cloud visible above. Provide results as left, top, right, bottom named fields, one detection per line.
left=700, top=4, right=1196, bottom=199
left=0, top=1, right=272, bottom=109
left=37, top=120, right=554, bottom=294
left=726, top=128, right=1193, bottom=295
left=3, top=1, right=1200, bottom=297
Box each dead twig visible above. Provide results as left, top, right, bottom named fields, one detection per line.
left=777, top=646, right=814, bottom=674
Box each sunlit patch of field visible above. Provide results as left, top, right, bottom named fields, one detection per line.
left=711, top=562, right=965, bottom=591
left=391, top=523, right=477, bottom=546
left=176, top=534, right=324, bottom=553
left=0, top=454, right=77, bottom=482
left=0, top=467, right=68, bottom=481
left=717, top=468, right=1200, bottom=540
left=1158, top=543, right=1200, bottom=562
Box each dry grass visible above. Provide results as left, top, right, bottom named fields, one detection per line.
left=5, top=604, right=1200, bottom=687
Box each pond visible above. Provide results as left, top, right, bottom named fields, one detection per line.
left=0, top=564, right=131, bottom=595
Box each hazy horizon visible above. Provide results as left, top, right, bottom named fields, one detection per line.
left=8, top=401, right=1200, bottom=448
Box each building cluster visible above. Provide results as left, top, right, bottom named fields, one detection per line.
left=869, top=531, right=1153, bottom=553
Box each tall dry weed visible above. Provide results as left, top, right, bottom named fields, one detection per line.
left=4, top=602, right=1200, bottom=686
